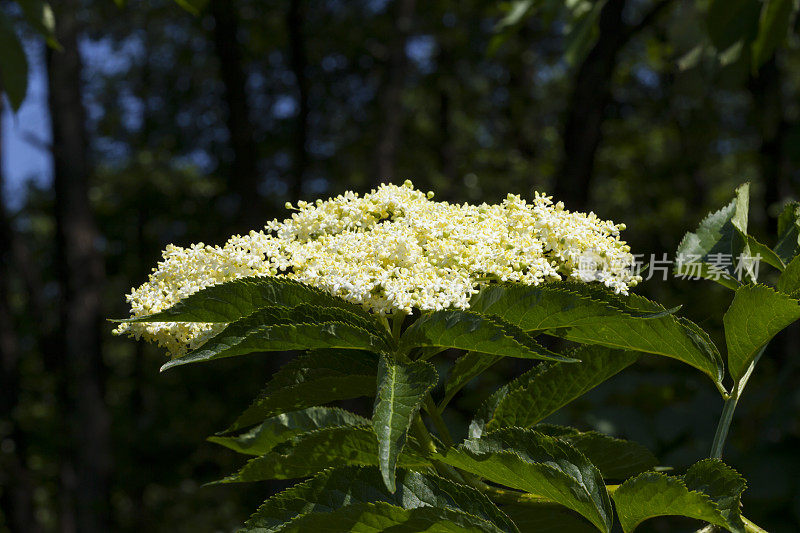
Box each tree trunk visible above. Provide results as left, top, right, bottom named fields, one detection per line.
left=556, top=0, right=672, bottom=211
left=210, top=0, right=262, bottom=229
left=46, top=2, right=111, bottom=531
left=287, top=0, right=309, bottom=202
left=374, top=0, right=415, bottom=185
left=0, top=102, right=42, bottom=533
left=749, top=56, right=789, bottom=235
left=555, top=0, right=627, bottom=211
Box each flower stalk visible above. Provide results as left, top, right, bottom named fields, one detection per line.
left=709, top=345, right=768, bottom=459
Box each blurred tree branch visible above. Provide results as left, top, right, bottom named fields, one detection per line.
left=556, top=0, right=674, bottom=210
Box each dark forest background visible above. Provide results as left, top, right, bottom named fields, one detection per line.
left=2, top=0, right=800, bottom=531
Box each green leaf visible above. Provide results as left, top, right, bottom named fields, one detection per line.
left=683, top=459, right=747, bottom=532
left=778, top=200, right=800, bottom=236
left=243, top=466, right=518, bottom=533
left=612, top=459, right=746, bottom=533
left=173, top=0, right=209, bottom=15
left=501, top=504, right=597, bottom=533
left=226, top=349, right=378, bottom=433
left=534, top=425, right=659, bottom=480
left=468, top=381, right=512, bottom=439
left=723, top=284, right=800, bottom=382
left=486, top=346, right=639, bottom=431
left=706, top=0, right=761, bottom=51
left=564, top=0, right=606, bottom=66
left=399, top=310, right=578, bottom=363
left=494, top=0, right=536, bottom=32
left=160, top=305, right=391, bottom=371
left=675, top=183, right=750, bottom=288
left=16, top=0, right=60, bottom=49
left=209, top=407, right=368, bottom=456
left=118, top=276, right=384, bottom=335
left=441, top=351, right=503, bottom=409
left=468, top=282, right=721, bottom=384
left=751, top=0, right=796, bottom=71
left=469, top=281, right=674, bottom=329
left=435, top=428, right=613, bottom=532
left=744, top=234, right=785, bottom=271
left=266, top=501, right=507, bottom=533
left=775, top=201, right=800, bottom=263
left=372, top=358, right=438, bottom=492
left=0, top=12, right=29, bottom=111
left=217, top=426, right=431, bottom=483
left=777, top=254, right=800, bottom=294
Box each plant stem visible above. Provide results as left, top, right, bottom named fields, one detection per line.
left=423, top=395, right=454, bottom=447
left=709, top=345, right=767, bottom=459
left=709, top=391, right=739, bottom=459
left=742, top=516, right=768, bottom=533
left=411, top=415, right=438, bottom=455
left=410, top=414, right=473, bottom=485
left=391, top=313, right=405, bottom=342
left=379, top=315, right=392, bottom=335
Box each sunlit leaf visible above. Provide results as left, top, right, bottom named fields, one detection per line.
left=209, top=407, right=369, bottom=456
left=216, top=426, right=431, bottom=482
left=160, top=305, right=391, bottom=371
left=399, top=309, right=578, bottom=363
left=242, top=466, right=518, bottom=533
left=612, top=459, right=746, bottom=533
left=723, top=284, right=800, bottom=382
left=486, top=346, right=638, bottom=431
left=436, top=428, right=612, bottom=532
left=372, top=358, right=437, bottom=492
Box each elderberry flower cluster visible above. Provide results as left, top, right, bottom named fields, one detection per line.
left=114, top=181, right=640, bottom=356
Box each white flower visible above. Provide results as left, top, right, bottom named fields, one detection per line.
left=114, top=181, right=640, bottom=356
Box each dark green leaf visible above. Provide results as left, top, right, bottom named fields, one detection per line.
left=744, top=234, right=785, bottom=271
left=441, top=351, right=503, bottom=409
left=486, top=346, right=638, bottom=431
left=751, top=0, right=796, bottom=71
left=436, top=428, right=612, bottom=532
left=0, top=12, right=29, bottom=111
left=775, top=201, right=800, bottom=263
left=501, top=504, right=597, bottom=533
left=372, top=358, right=437, bottom=492
left=468, top=282, right=721, bottom=384
left=777, top=254, right=800, bottom=294
left=217, top=426, right=431, bottom=483
left=612, top=459, right=746, bottom=533
left=160, top=305, right=390, bottom=371
left=227, top=349, right=378, bottom=433
left=173, top=0, right=209, bottom=15
left=565, top=0, right=606, bottom=65
left=118, top=276, right=384, bottom=335
left=684, top=459, right=747, bottom=532
left=723, top=284, right=800, bottom=382
left=399, top=310, right=578, bottom=363
left=16, top=0, right=60, bottom=48
left=468, top=381, right=512, bottom=439
left=535, top=425, right=658, bottom=480
left=209, top=407, right=368, bottom=456
left=706, top=0, right=761, bottom=51
left=243, top=466, right=518, bottom=533
left=267, top=501, right=506, bottom=533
